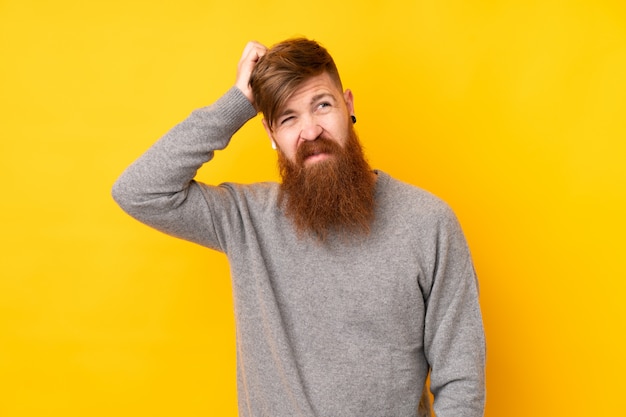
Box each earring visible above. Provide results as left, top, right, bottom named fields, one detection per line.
left=351, top=115, right=357, bottom=124
left=271, top=140, right=277, bottom=150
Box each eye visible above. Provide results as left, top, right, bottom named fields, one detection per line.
left=279, top=115, right=295, bottom=126
left=316, top=102, right=332, bottom=112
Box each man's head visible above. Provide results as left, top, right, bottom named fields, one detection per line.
left=250, top=38, right=376, bottom=241
left=250, top=38, right=344, bottom=130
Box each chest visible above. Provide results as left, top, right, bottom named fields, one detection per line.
left=266, top=235, right=427, bottom=344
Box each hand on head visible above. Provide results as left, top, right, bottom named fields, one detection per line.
left=235, top=41, right=267, bottom=109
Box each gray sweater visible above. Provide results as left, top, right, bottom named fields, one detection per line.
left=112, top=87, right=486, bottom=417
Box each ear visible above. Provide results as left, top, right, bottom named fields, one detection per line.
left=262, top=118, right=277, bottom=150
left=343, top=89, right=355, bottom=117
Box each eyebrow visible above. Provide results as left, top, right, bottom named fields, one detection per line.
left=310, top=92, right=336, bottom=104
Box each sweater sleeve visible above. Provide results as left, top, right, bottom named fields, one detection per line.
left=111, top=87, right=257, bottom=251
left=423, top=206, right=486, bottom=417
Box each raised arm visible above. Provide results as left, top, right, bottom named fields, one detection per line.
left=111, top=42, right=266, bottom=250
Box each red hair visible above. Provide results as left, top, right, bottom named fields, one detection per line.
left=250, top=38, right=343, bottom=129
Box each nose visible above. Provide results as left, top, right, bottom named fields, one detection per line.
left=299, top=116, right=323, bottom=142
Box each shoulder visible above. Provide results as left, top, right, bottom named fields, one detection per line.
left=216, top=180, right=281, bottom=210
left=222, top=179, right=278, bottom=192
left=375, top=170, right=455, bottom=221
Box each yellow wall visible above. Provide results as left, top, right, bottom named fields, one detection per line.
left=2, top=0, right=625, bottom=415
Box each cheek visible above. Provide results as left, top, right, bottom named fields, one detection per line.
left=326, top=120, right=350, bottom=144
left=279, top=148, right=297, bottom=164
left=274, top=135, right=299, bottom=162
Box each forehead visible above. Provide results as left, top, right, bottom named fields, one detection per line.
left=280, top=72, right=342, bottom=110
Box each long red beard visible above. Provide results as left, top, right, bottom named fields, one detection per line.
left=278, top=127, right=377, bottom=242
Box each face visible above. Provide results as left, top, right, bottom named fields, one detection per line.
left=262, top=72, right=354, bottom=165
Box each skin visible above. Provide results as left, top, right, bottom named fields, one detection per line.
left=235, top=41, right=356, bottom=166
left=262, top=73, right=354, bottom=166
left=235, top=41, right=267, bottom=106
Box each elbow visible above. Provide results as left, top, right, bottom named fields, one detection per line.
left=111, top=175, right=190, bottom=218
left=111, top=175, right=135, bottom=213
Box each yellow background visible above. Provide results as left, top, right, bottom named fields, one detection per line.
left=2, top=0, right=625, bottom=415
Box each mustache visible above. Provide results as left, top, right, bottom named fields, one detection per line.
left=295, top=137, right=342, bottom=165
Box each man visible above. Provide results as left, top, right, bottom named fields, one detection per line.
left=113, top=38, right=486, bottom=417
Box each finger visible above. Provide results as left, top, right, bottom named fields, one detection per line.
left=235, top=41, right=267, bottom=106
left=241, top=41, right=267, bottom=64
left=237, top=43, right=263, bottom=80
left=238, top=43, right=267, bottom=79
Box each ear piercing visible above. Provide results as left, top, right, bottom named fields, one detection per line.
left=351, top=115, right=357, bottom=124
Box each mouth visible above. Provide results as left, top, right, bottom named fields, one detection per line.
left=304, top=152, right=331, bottom=164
